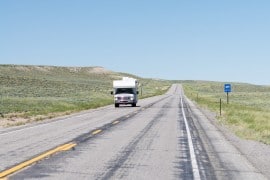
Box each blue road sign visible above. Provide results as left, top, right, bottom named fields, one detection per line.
left=224, top=84, right=231, bottom=93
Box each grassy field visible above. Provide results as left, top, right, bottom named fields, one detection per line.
left=0, top=65, right=172, bottom=126
left=182, top=81, right=270, bottom=144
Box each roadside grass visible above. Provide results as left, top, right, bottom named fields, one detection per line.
left=182, top=81, right=270, bottom=144
left=0, top=65, right=171, bottom=126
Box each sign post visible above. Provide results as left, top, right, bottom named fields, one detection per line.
left=220, top=98, right=222, bottom=116
left=224, top=84, right=232, bottom=104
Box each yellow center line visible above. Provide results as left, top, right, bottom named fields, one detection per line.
left=92, top=129, right=102, bottom=135
left=112, top=120, right=120, bottom=125
left=60, top=143, right=77, bottom=151
left=0, top=142, right=76, bottom=179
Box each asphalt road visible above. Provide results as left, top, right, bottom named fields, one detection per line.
left=0, top=84, right=267, bottom=180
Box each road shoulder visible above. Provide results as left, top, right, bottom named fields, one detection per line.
left=185, top=96, right=269, bottom=179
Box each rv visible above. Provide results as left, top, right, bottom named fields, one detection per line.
left=111, top=77, right=139, bottom=107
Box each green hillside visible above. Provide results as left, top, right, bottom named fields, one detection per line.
left=182, top=81, right=270, bottom=144
left=0, top=65, right=171, bottom=125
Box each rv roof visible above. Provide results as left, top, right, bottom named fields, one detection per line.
left=113, top=80, right=137, bottom=88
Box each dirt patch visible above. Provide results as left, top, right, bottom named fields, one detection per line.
left=0, top=117, right=30, bottom=127
left=33, top=66, right=52, bottom=72
left=67, top=67, right=83, bottom=73
left=88, top=67, right=112, bottom=74
left=0, top=111, right=72, bottom=128
left=15, top=66, right=31, bottom=72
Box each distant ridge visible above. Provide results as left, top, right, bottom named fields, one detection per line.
left=1, top=64, right=112, bottom=74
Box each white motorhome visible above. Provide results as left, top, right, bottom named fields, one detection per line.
left=111, top=77, right=139, bottom=107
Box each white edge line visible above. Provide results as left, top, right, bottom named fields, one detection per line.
left=181, top=95, right=201, bottom=180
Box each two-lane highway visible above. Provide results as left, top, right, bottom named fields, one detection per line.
left=0, top=84, right=267, bottom=179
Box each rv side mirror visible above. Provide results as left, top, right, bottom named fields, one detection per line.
left=137, top=91, right=139, bottom=94
left=110, top=91, right=114, bottom=95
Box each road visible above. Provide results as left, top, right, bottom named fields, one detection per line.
left=0, top=84, right=267, bottom=179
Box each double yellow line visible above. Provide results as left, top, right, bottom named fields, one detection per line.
left=0, top=143, right=76, bottom=179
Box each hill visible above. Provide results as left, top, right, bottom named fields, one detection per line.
left=0, top=65, right=172, bottom=126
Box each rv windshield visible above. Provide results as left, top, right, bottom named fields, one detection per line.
left=115, top=88, right=134, bottom=94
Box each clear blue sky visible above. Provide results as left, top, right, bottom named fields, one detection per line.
left=1, top=1, right=270, bottom=85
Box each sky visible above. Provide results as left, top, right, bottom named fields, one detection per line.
left=1, top=0, right=270, bottom=85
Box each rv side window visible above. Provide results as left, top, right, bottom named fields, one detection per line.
left=115, top=88, right=134, bottom=94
